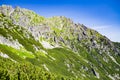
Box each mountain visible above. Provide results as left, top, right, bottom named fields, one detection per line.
left=0, top=5, right=120, bottom=80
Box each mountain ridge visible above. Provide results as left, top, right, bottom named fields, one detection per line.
left=0, top=5, right=120, bottom=80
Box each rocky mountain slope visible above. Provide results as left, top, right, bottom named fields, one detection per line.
left=0, top=5, right=120, bottom=80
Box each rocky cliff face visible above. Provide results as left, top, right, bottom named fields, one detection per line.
left=0, top=5, right=120, bottom=80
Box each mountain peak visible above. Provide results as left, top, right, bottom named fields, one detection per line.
left=0, top=5, right=120, bottom=80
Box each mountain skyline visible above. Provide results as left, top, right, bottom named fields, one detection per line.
left=0, top=0, right=120, bottom=42
left=0, top=5, right=120, bottom=80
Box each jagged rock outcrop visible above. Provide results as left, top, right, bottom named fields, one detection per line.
left=0, top=5, right=120, bottom=80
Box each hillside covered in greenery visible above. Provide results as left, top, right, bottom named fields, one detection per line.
left=0, top=5, right=120, bottom=80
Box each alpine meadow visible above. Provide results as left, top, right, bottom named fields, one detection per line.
left=0, top=5, right=120, bottom=80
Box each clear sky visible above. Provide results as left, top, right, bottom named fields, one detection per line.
left=0, top=0, right=120, bottom=42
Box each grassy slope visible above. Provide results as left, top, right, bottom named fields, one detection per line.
left=0, top=10, right=120, bottom=80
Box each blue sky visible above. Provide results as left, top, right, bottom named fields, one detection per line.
left=0, top=0, right=120, bottom=42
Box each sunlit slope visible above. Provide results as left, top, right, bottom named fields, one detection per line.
left=0, top=5, right=120, bottom=80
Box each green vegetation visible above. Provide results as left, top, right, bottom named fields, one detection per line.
left=0, top=5, right=120, bottom=80
left=0, top=56, right=74, bottom=80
